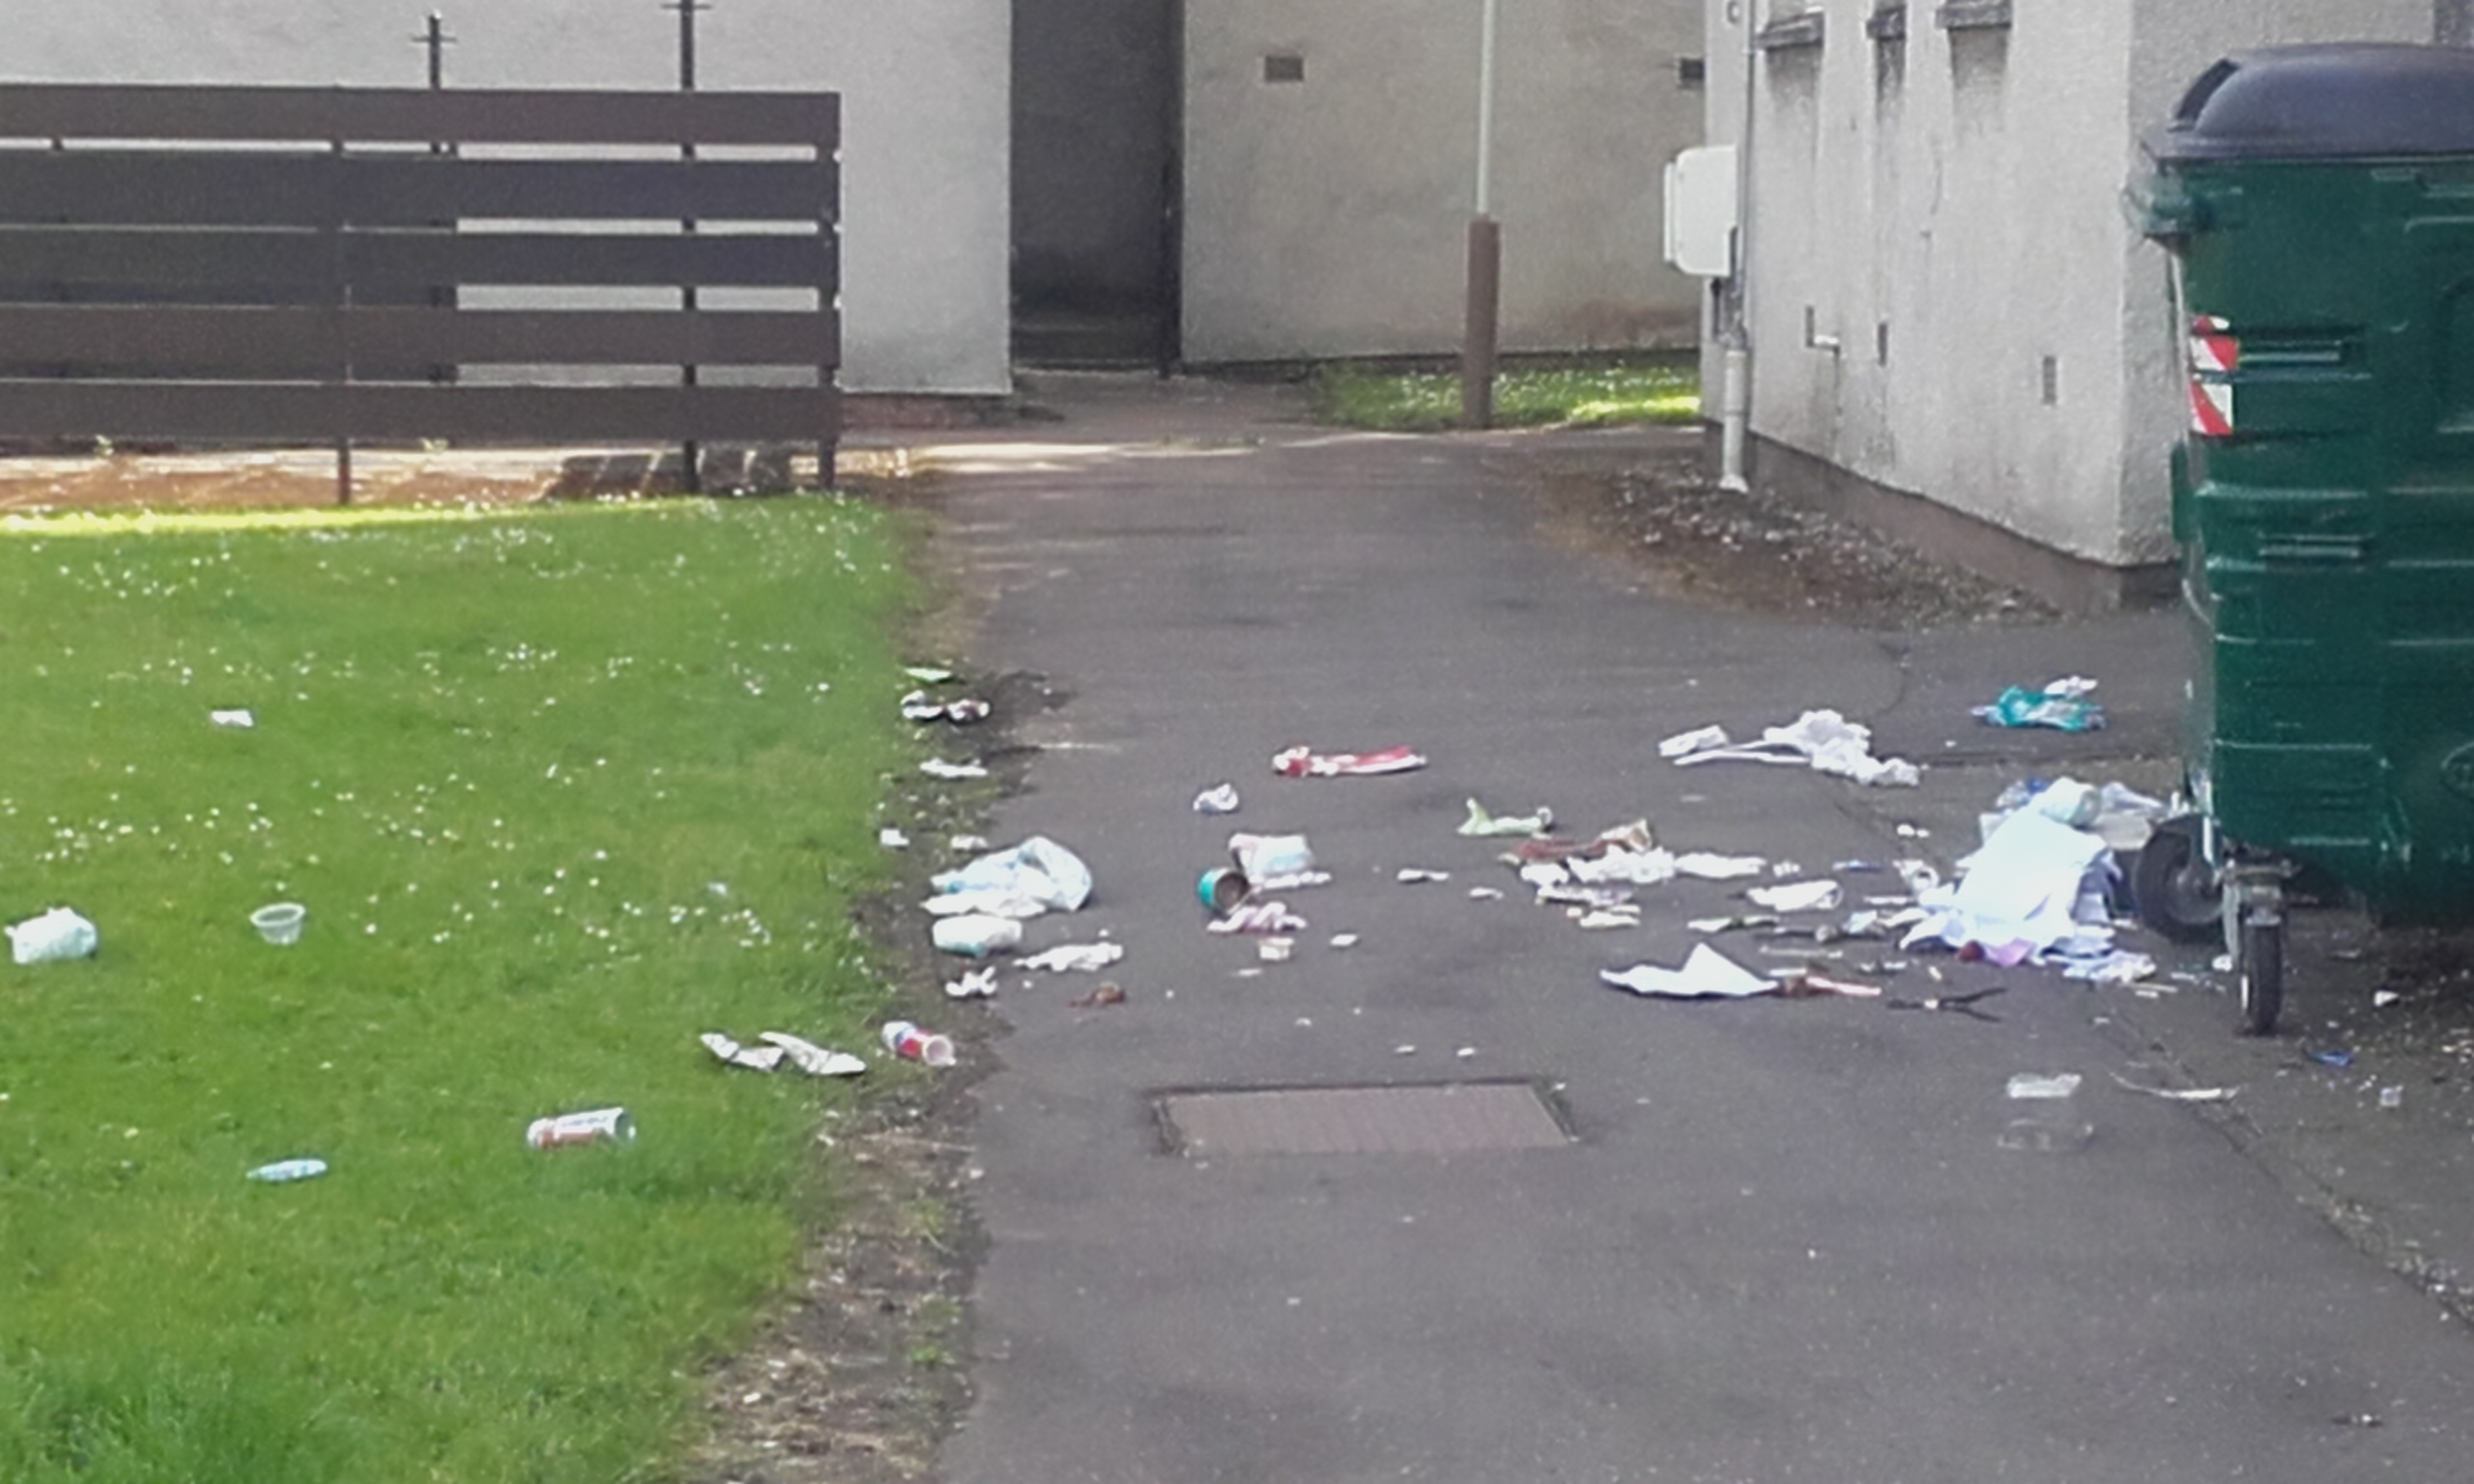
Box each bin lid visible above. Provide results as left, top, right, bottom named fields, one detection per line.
left=2147, top=43, right=2474, bottom=163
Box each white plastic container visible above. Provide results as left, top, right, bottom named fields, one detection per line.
left=250, top=902, right=306, bottom=946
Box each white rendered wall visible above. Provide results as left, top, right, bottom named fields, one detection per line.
left=1711, top=0, right=2431, bottom=568
left=3, top=0, right=1011, bottom=394
left=1184, top=0, right=1707, bottom=363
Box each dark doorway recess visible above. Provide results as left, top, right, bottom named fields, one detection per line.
left=1011, top=0, right=1180, bottom=369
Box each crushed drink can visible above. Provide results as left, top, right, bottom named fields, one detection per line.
left=525, top=1106, right=636, bottom=1150
left=1197, top=866, right=1251, bottom=915
left=881, top=1019, right=957, bottom=1068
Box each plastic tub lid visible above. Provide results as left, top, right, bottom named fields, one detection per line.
left=2146, top=43, right=2474, bottom=163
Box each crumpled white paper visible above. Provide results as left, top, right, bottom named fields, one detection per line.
left=1600, top=943, right=1771, bottom=999
left=931, top=836, right=1093, bottom=913
left=1020, top=940, right=1126, bottom=973
left=1666, top=709, right=1921, bottom=788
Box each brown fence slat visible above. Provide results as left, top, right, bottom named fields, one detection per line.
left=0, top=85, right=836, bottom=148
left=0, top=154, right=833, bottom=228
left=0, top=306, right=835, bottom=372
left=0, top=382, right=839, bottom=442
left=0, top=228, right=834, bottom=293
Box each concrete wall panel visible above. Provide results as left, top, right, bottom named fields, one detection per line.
left=1717, top=0, right=2435, bottom=569
left=1185, top=0, right=1705, bottom=363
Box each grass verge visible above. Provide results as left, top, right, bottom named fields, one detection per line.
left=0, top=496, right=925, bottom=1483
left=1307, top=359, right=1700, bottom=432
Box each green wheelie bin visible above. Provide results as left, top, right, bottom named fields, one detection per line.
left=2135, top=43, right=2474, bottom=1034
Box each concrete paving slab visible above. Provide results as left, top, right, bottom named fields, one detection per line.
left=911, top=377, right=2474, bottom=1484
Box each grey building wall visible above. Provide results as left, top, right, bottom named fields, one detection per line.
left=4, top=0, right=1012, bottom=395
left=1183, top=0, right=1706, bottom=363
left=1710, top=0, right=2431, bottom=568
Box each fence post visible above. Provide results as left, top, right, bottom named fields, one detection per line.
left=667, top=0, right=707, bottom=494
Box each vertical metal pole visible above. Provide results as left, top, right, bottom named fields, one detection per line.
left=1459, top=0, right=1502, bottom=429
left=668, top=0, right=706, bottom=493
left=332, top=136, right=354, bottom=505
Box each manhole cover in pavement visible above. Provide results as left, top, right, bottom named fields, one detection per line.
left=1153, top=1080, right=1571, bottom=1156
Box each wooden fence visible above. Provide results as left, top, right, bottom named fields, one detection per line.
left=0, top=83, right=840, bottom=499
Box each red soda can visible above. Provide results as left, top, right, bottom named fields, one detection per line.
left=525, top=1106, right=636, bottom=1150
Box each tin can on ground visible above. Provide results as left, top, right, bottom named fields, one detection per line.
left=881, top=1019, right=957, bottom=1068
left=526, top=1106, right=636, bottom=1150
left=1197, top=866, right=1251, bottom=915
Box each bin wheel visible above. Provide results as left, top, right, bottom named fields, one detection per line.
left=2237, top=910, right=2284, bottom=1037
left=2134, top=815, right=2222, bottom=943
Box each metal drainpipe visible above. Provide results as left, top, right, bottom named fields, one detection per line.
left=1717, top=0, right=1758, bottom=493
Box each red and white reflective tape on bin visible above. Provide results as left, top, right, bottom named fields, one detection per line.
left=2187, top=314, right=2236, bottom=438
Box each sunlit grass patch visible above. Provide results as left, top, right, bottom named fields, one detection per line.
left=1309, top=360, right=1700, bottom=432
left=0, top=496, right=924, bottom=1483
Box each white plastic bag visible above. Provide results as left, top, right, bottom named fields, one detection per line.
left=931, top=836, right=1093, bottom=912
left=8, top=906, right=98, bottom=964
left=932, top=913, right=1025, bottom=957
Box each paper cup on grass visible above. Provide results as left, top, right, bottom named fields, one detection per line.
left=250, top=902, right=306, bottom=946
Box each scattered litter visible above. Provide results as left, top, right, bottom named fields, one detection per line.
left=951, top=834, right=991, bottom=852
left=8, top=906, right=98, bottom=964
left=1574, top=907, right=1643, bottom=930
left=1467, top=886, right=1505, bottom=900
left=1747, top=880, right=1843, bottom=914
left=1192, top=782, right=1242, bottom=814
left=700, top=1031, right=787, bottom=1071
left=1568, top=841, right=1679, bottom=886
left=878, top=827, right=910, bottom=848
left=1601, top=943, right=1771, bottom=999
left=526, top=1107, right=635, bottom=1150
left=1394, top=1044, right=1418, bottom=1056
left=933, top=836, right=1093, bottom=913
left=2006, top=1072, right=2083, bottom=1100
left=924, top=887, right=1053, bottom=921
left=210, top=707, right=255, bottom=728
left=2110, top=1073, right=2236, bottom=1102
left=1396, top=867, right=1452, bottom=883
left=1775, top=970, right=1883, bottom=998
left=246, top=1157, right=328, bottom=1184
left=1021, top=940, right=1126, bottom=974
left=921, top=758, right=988, bottom=780
left=1272, top=743, right=1427, bottom=778
left=1658, top=724, right=1731, bottom=758
left=1229, top=833, right=1317, bottom=885
left=2060, top=950, right=2155, bottom=985
left=1455, top=1046, right=1477, bottom=1059
left=1330, top=933, right=1360, bottom=949
left=250, top=901, right=306, bottom=946
left=1197, top=867, right=1251, bottom=914
left=2379, top=1085, right=2405, bottom=1111
left=1974, top=678, right=2107, bottom=732
left=903, top=666, right=957, bottom=684
left=761, top=1032, right=868, bottom=1077
left=1999, top=1074, right=2092, bottom=1152
left=2309, top=1048, right=2354, bottom=1069
left=2212, top=954, right=2235, bottom=973
left=1459, top=798, right=1554, bottom=838
left=932, top=914, right=1024, bottom=957
left=1884, top=985, right=2004, bottom=1020
left=1257, top=936, right=1295, bottom=963
left=1687, top=914, right=1779, bottom=934
left=944, top=965, right=998, bottom=999
left=881, top=1020, right=957, bottom=1068
left=1675, top=852, right=1767, bottom=880
left=902, top=691, right=991, bottom=724
left=1208, top=899, right=1308, bottom=935
left=2373, top=989, right=2402, bottom=1009
left=1666, top=709, right=1921, bottom=787
left=1069, top=982, right=1127, bottom=1008
left=1904, top=808, right=2113, bottom=964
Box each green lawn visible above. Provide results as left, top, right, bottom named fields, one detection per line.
left=1308, top=361, right=1701, bottom=432
left=0, top=497, right=929, bottom=1482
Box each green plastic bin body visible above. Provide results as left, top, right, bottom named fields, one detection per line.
left=2143, top=44, right=2474, bottom=923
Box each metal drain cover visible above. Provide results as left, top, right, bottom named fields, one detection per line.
left=1155, top=1080, right=1570, bottom=1156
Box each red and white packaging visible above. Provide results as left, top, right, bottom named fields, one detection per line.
left=881, top=1019, right=958, bottom=1068
left=525, top=1106, right=636, bottom=1150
